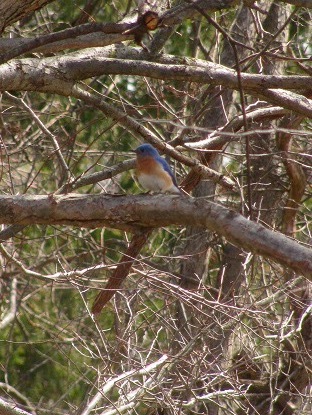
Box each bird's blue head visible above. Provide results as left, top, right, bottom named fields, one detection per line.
left=134, top=143, right=160, bottom=158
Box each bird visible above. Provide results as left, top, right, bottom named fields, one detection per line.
left=134, top=143, right=180, bottom=194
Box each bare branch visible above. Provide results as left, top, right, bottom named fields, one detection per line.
left=0, top=277, right=17, bottom=329
left=92, top=229, right=152, bottom=314
left=0, top=194, right=311, bottom=276
left=278, top=0, right=312, bottom=7
left=0, top=0, right=54, bottom=33
left=0, top=1, right=239, bottom=55
left=56, top=159, right=135, bottom=194
left=4, top=92, right=71, bottom=182
left=70, top=86, right=236, bottom=192
left=1, top=51, right=311, bottom=92
left=0, top=33, right=131, bottom=55
left=80, top=354, right=168, bottom=415
left=1, top=49, right=311, bottom=117
left=0, top=395, right=34, bottom=415
left=161, top=0, right=239, bottom=26
left=0, top=22, right=134, bottom=64
left=184, top=106, right=289, bottom=150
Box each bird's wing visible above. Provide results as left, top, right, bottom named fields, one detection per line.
left=157, top=157, right=178, bottom=187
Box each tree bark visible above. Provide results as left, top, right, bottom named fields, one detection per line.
left=0, top=194, right=311, bottom=277
left=0, top=0, right=55, bottom=33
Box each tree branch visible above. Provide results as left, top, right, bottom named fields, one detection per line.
left=184, top=106, right=289, bottom=150
left=0, top=0, right=239, bottom=60
left=70, top=86, right=236, bottom=192
left=1, top=51, right=311, bottom=92
left=0, top=277, right=17, bottom=329
left=0, top=21, right=138, bottom=64
left=0, top=32, right=131, bottom=55
left=160, top=0, right=239, bottom=26
left=80, top=354, right=168, bottom=415
left=1, top=49, right=311, bottom=117
left=91, top=229, right=152, bottom=314
left=4, top=92, right=71, bottom=183
left=279, top=0, right=312, bottom=7
left=0, top=194, right=311, bottom=277
left=0, top=0, right=54, bottom=33
left=0, top=397, right=33, bottom=415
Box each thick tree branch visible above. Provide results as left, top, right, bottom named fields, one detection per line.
left=0, top=1, right=238, bottom=60
left=0, top=194, right=311, bottom=277
left=1, top=52, right=311, bottom=92
left=259, top=89, right=312, bottom=118
left=0, top=22, right=136, bottom=64
left=92, top=229, right=152, bottom=314
left=184, top=106, right=289, bottom=150
left=1, top=49, right=311, bottom=118
left=0, top=33, right=132, bottom=59
left=0, top=0, right=55, bottom=33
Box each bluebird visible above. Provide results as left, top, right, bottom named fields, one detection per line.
left=134, top=143, right=180, bottom=194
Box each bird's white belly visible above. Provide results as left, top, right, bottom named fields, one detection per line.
left=138, top=173, right=167, bottom=192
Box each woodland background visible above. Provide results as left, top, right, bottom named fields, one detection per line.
left=0, top=1, right=311, bottom=414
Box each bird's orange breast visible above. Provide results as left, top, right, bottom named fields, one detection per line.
left=136, top=156, right=159, bottom=174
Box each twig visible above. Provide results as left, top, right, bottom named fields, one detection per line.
left=80, top=354, right=168, bottom=415
left=4, top=92, right=71, bottom=183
